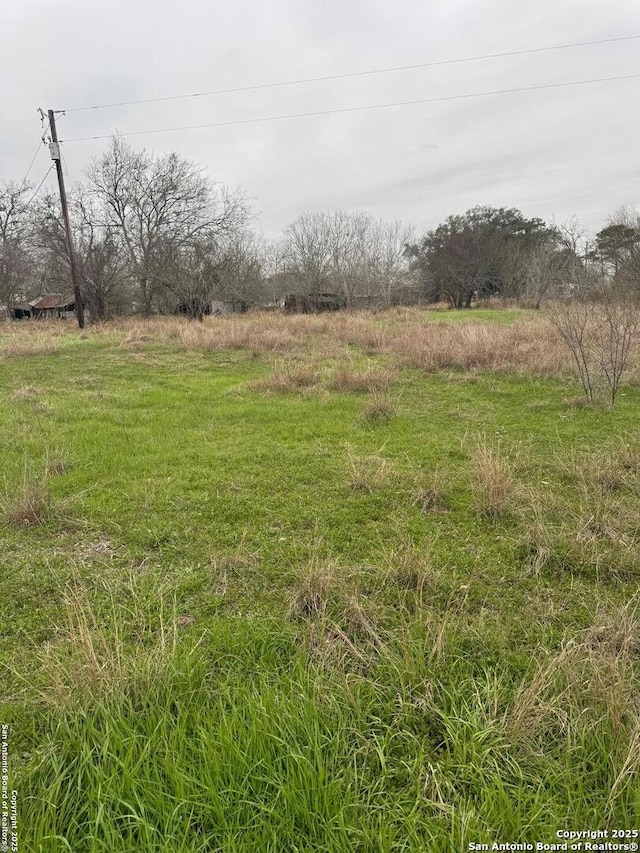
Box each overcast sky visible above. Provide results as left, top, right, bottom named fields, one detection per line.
left=2, top=0, right=639, bottom=238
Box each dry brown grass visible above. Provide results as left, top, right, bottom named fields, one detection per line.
left=345, top=446, right=396, bottom=493
left=1, top=456, right=85, bottom=530
left=21, top=577, right=186, bottom=709
left=12, top=385, right=39, bottom=400
left=250, top=360, right=320, bottom=394
left=608, top=720, right=640, bottom=807
left=359, top=392, right=398, bottom=424
left=384, top=541, right=434, bottom=597
left=505, top=600, right=640, bottom=744
left=566, top=454, right=638, bottom=575
left=412, top=466, right=448, bottom=514
left=505, top=645, right=576, bottom=741
left=0, top=309, right=583, bottom=377
left=287, top=556, right=389, bottom=666
left=517, top=453, right=640, bottom=580
left=209, top=543, right=261, bottom=598
left=328, top=365, right=394, bottom=393
left=44, top=448, right=69, bottom=477
left=520, top=497, right=554, bottom=576
left=155, top=313, right=334, bottom=358
left=342, top=594, right=386, bottom=649
left=519, top=492, right=638, bottom=581
left=4, top=308, right=639, bottom=396
left=288, top=558, right=338, bottom=620
left=0, top=320, right=71, bottom=359
left=1, top=466, right=53, bottom=527
left=471, top=441, right=515, bottom=518
left=327, top=311, right=572, bottom=376
left=562, top=443, right=640, bottom=495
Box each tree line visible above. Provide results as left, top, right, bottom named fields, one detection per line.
left=1, top=136, right=639, bottom=319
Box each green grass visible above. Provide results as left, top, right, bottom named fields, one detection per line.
left=421, top=306, right=533, bottom=324
left=1, top=315, right=639, bottom=851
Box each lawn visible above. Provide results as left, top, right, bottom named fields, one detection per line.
left=1, top=309, right=638, bottom=852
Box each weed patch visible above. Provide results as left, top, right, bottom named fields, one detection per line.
left=359, top=392, right=398, bottom=424
left=471, top=441, right=515, bottom=518
left=329, top=365, right=394, bottom=393
left=1, top=464, right=54, bottom=527
left=251, top=360, right=320, bottom=394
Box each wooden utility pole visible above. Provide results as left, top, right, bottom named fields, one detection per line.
left=47, top=109, right=85, bottom=328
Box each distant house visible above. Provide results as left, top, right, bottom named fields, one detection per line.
left=283, top=293, right=347, bottom=313
left=176, top=299, right=248, bottom=318
left=29, top=294, right=77, bottom=320
left=210, top=300, right=248, bottom=315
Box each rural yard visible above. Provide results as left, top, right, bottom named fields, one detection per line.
left=1, top=308, right=639, bottom=851
left=3, top=0, right=639, bottom=846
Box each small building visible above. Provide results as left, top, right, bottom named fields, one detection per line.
left=177, top=299, right=248, bottom=318
left=284, top=293, right=347, bottom=313
left=29, top=294, right=77, bottom=320
left=212, top=300, right=248, bottom=315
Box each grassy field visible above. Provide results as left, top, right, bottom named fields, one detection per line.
left=1, top=308, right=639, bottom=852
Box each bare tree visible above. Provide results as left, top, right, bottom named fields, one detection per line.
left=554, top=215, right=589, bottom=258
left=76, top=198, right=131, bottom=319
left=549, top=297, right=599, bottom=403
left=281, top=212, right=335, bottom=296
left=34, top=191, right=130, bottom=320
left=369, top=219, right=416, bottom=307
left=595, top=279, right=639, bottom=406
left=215, top=231, right=266, bottom=307
left=549, top=277, right=638, bottom=407
left=523, top=245, right=560, bottom=308
left=523, top=238, right=587, bottom=308
left=87, top=136, right=249, bottom=315
left=263, top=238, right=296, bottom=305
left=282, top=211, right=416, bottom=307
left=154, top=230, right=266, bottom=319
left=282, top=210, right=374, bottom=304
left=0, top=180, right=35, bottom=311
left=154, top=238, right=221, bottom=320
left=327, top=210, right=372, bottom=306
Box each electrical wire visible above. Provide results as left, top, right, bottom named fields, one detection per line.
left=60, top=72, right=640, bottom=142
left=24, top=165, right=55, bottom=208
left=59, top=34, right=640, bottom=113
left=17, top=140, right=46, bottom=191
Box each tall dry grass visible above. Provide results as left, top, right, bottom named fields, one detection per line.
left=19, top=575, right=186, bottom=710
left=505, top=599, right=640, bottom=746
left=0, top=321, right=73, bottom=358
left=250, top=359, right=320, bottom=394
left=0, top=464, right=53, bottom=527
left=330, top=313, right=571, bottom=375
left=3, top=308, right=639, bottom=382
left=471, top=441, right=516, bottom=518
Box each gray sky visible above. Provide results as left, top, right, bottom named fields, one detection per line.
left=2, top=0, right=639, bottom=238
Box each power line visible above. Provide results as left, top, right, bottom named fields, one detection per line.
left=24, top=164, right=55, bottom=208
left=59, top=34, right=640, bottom=113
left=60, top=73, right=640, bottom=143
left=17, top=140, right=45, bottom=191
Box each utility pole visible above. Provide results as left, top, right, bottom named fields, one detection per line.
left=47, top=109, right=85, bottom=328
